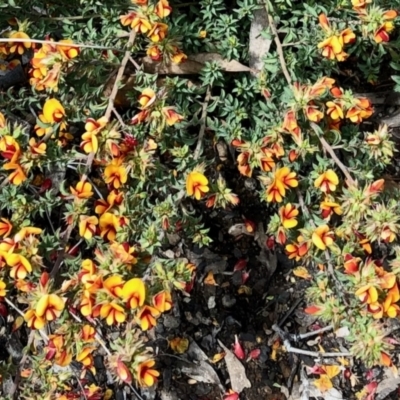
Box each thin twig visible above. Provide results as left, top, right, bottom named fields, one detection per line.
left=0, top=38, right=123, bottom=52
left=69, top=311, right=144, bottom=400
left=318, top=136, right=356, bottom=186
left=272, top=324, right=352, bottom=358
left=129, top=55, right=141, bottom=70
left=104, top=29, right=137, bottom=121
left=265, top=3, right=292, bottom=86
left=10, top=331, right=35, bottom=400
left=193, top=86, right=212, bottom=160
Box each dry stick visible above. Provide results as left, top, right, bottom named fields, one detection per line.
left=104, top=29, right=137, bottom=121
left=272, top=324, right=352, bottom=358
left=0, top=37, right=122, bottom=52
left=193, top=86, right=212, bottom=160
left=265, top=7, right=293, bottom=87
left=318, top=135, right=356, bottom=186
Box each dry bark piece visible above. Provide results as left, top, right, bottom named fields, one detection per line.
left=178, top=340, right=224, bottom=390
left=249, top=7, right=272, bottom=75
left=218, top=339, right=251, bottom=393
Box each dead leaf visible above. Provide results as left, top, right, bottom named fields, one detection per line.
left=204, top=271, right=217, bottom=285
left=179, top=341, right=224, bottom=390
left=210, top=352, right=225, bottom=363
left=142, top=53, right=251, bottom=75
left=293, top=266, right=312, bottom=280
left=169, top=337, right=189, bottom=354
left=313, top=374, right=333, bottom=392
left=218, top=339, right=251, bottom=393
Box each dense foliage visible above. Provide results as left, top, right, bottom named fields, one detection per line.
left=0, top=0, right=399, bottom=398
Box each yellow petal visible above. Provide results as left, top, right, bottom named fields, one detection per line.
left=36, top=295, right=50, bottom=317
left=312, top=232, right=326, bottom=250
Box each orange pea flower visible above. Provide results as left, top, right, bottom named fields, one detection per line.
left=8, top=31, right=31, bottom=55
left=304, top=105, right=324, bottom=122
left=120, top=12, right=137, bottom=27
left=266, top=167, right=298, bottom=203
left=312, top=225, right=334, bottom=250
left=24, top=309, right=46, bottom=330
left=3, top=162, right=27, bottom=185
left=138, top=88, right=156, bottom=109
left=43, top=98, right=65, bottom=123
left=155, top=0, right=172, bottom=18
left=80, top=292, right=95, bottom=317
left=95, top=190, right=123, bottom=214
left=104, top=158, right=128, bottom=189
left=117, top=358, right=133, bottom=384
left=279, top=203, right=299, bottom=229
left=162, top=107, right=184, bottom=126
left=98, top=302, right=126, bottom=325
left=170, top=46, right=187, bottom=64
left=76, top=347, right=95, bottom=369
left=36, top=294, right=65, bottom=321
left=282, top=110, right=301, bottom=140
left=320, top=200, right=342, bottom=219
left=355, top=284, right=378, bottom=304
left=351, top=0, right=371, bottom=12
left=374, top=13, right=397, bottom=44
left=136, top=305, right=160, bottom=330
left=121, top=278, right=146, bottom=309
left=314, top=170, right=339, bottom=193
left=285, top=237, right=310, bottom=261
left=148, top=23, right=168, bottom=42
left=131, top=16, right=153, bottom=34
left=79, top=215, right=98, bottom=240
left=99, top=212, right=121, bottom=241
left=0, top=135, right=21, bottom=162
left=28, top=138, right=47, bottom=156
left=137, top=360, right=160, bottom=387
left=57, top=39, right=80, bottom=60
left=0, top=218, right=13, bottom=237
left=103, top=275, right=124, bottom=298
left=186, top=171, right=209, bottom=200
left=343, top=254, right=360, bottom=274
left=6, top=253, right=32, bottom=279
left=326, top=101, right=344, bottom=120
left=147, top=45, right=163, bottom=61
left=346, top=98, right=373, bottom=123
left=81, top=324, right=96, bottom=341
left=131, top=110, right=150, bottom=125
left=70, top=180, right=93, bottom=199
left=153, top=290, right=172, bottom=313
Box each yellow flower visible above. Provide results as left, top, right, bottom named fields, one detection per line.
left=312, top=225, right=334, bottom=250
left=314, top=170, right=339, bottom=193
left=99, top=302, right=126, bottom=325
left=121, top=278, right=146, bottom=309
left=6, top=253, right=32, bottom=279
left=36, top=294, right=65, bottom=321
left=279, top=203, right=299, bottom=229
left=9, top=31, right=31, bottom=55
left=70, top=180, right=93, bottom=199
left=79, top=215, right=98, bottom=240
left=43, top=98, right=65, bottom=123
left=3, top=162, right=27, bottom=185
left=186, top=171, right=209, bottom=200
left=104, top=158, right=128, bottom=189
left=137, top=360, right=160, bottom=387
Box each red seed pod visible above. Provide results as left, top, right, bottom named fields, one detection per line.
left=233, top=335, right=245, bottom=360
